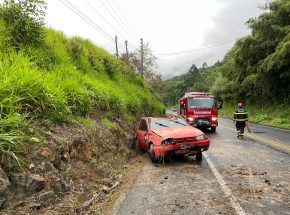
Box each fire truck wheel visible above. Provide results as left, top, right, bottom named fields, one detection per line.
left=211, top=126, right=216, bottom=132
left=149, top=144, right=158, bottom=163
left=196, top=152, right=203, bottom=162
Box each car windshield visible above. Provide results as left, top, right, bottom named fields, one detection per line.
left=150, top=118, right=188, bottom=130
left=188, top=97, right=215, bottom=109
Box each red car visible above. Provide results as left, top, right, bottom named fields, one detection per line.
left=136, top=117, right=210, bottom=163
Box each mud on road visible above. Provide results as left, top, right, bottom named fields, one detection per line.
left=114, top=156, right=235, bottom=215
left=111, top=118, right=290, bottom=215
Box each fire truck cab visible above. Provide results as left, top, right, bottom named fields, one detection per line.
left=178, top=92, right=222, bottom=132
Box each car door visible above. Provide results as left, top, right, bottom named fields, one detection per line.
left=137, top=119, right=148, bottom=150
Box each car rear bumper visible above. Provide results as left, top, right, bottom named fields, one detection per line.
left=153, top=139, right=210, bottom=158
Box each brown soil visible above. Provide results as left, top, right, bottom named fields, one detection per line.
left=0, top=116, right=139, bottom=215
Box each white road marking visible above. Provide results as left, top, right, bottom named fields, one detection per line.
left=220, top=117, right=290, bottom=133
left=220, top=124, right=290, bottom=151
left=248, top=122, right=290, bottom=133
left=203, top=152, right=246, bottom=215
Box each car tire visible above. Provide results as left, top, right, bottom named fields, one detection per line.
left=211, top=126, right=216, bottom=132
left=149, top=144, right=158, bottom=163
left=196, top=152, right=202, bottom=162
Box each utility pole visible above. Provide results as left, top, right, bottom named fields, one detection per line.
left=140, top=38, right=144, bottom=78
left=115, top=35, right=119, bottom=58
left=125, top=40, right=129, bottom=63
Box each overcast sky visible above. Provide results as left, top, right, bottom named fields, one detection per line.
left=45, top=0, right=266, bottom=79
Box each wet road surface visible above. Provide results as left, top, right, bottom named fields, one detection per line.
left=113, top=118, right=290, bottom=215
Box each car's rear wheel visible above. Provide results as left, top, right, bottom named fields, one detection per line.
left=211, top=126, right=216, bottom=132
left=196, top=152, right=202, bottom=162
left=149, top=144, right=158, bottom=163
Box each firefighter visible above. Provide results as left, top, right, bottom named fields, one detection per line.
left=233, top=102, right=248, bottom=138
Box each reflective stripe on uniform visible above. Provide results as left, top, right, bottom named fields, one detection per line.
left=235, top=119, right=248, bottom=121
left=234, top=112, right=248, bottom=115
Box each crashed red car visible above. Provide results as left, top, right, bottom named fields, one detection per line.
left=136, top=117, right=210, bottom=163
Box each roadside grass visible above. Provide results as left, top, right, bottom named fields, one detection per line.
left=72, top=116, right=96, bottom=131
left=101, top=118, right=117, bottom=130
left=0, top=114, right=29, bottom=166
left=220, top=103, right=290, bottom=129
left=0, top=27, right=165, bottom=166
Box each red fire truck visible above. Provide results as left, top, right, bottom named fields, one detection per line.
left=178, top=92, right=222, bottom=132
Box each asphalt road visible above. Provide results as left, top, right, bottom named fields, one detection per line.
left=113, top=117, right=290, bottom=215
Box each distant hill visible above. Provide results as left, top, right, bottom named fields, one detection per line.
left=165, top=73, right=188, bottom=82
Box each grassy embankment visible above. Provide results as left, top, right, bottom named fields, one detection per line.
left=220, top=103, right=290, bottom=129
left=0, top=27, right=165, bottom=166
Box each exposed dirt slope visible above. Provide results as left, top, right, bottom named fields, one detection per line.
left=0, top=116, right=138, bottom=215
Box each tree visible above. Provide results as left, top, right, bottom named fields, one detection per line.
left=160, top=0, right=290, bottom=106
left=188, top=64, right=198, bottom=74
left=0, top=0, right=47, bottom=49
left=120, top=43, right=162, bottom=92
left=202, top=62, right=208, bottom=69
left=185, top=63, right=208, bottom=92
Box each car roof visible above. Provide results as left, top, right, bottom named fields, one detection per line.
left=141, top=117, right=183, bottom=120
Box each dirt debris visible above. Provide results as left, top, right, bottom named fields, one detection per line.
left=0, top=116, right=138, bottom=215
left=101, top=182, right=119, bottom=193
left=225, top=164, right=265, bottom=176
left=221, top=163, right=289, bottom=210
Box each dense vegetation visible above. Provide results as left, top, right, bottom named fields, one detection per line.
left=161, top=62, right=218, bottom=105
left=161, top=0, right=290, bottom=128
left=211, top=0, right=290, bottom=104
left=0, top=0, right=164, bottom=166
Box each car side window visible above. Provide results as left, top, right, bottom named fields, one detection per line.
left=139, top=120, right=148, bottom=132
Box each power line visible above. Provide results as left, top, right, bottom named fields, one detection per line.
left=154, top=38, right=240, bottom=56
left=65, top=0, right=126, bottom=51
left=60, top=0, right=240, bottom=59
left=127, top=41, right=138, bottom=51
left=83, top=0, right=129, bottom=45
left=59, top=0, right=126, bottom=51
left=111, top=0, right=140, bottom=40
left=59, top=0, right=114, bottom=43
left=98, top=0, right=139, bottom=46
left=108, top=0, right=140, bottom=41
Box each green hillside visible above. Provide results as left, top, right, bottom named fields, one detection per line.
left=0, top=2, right=164, bottom=166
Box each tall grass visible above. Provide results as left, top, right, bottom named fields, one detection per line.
left=0, top=114, right=28, bottom=166
left=0, top=26, right=165, bottom=166
left=220, top=102, right=290, bottom=129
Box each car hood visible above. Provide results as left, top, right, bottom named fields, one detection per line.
left=152, top=126, right=204, bottom=139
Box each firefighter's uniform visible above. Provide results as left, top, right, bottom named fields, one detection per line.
left=233, top=108, right=248, bottom=138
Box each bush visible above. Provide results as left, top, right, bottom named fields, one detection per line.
left=0, top=0, right=47, bottom=49
left=254, top=114, right=270, bottom=122
left=272, top=118, right=285, bottom=124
